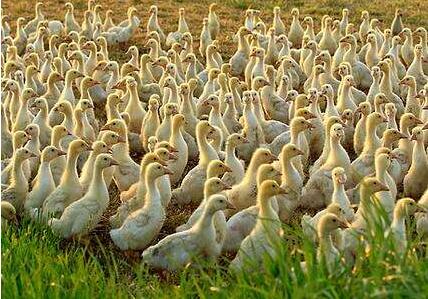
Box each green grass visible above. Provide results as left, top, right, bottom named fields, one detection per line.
left=2, top=216, right=428, bottom=298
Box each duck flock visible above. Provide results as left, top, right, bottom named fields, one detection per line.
left=1, top=1, right=428, bottom=273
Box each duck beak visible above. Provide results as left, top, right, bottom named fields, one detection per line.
left=410, top=134, right=418, bottom=141
left=224, top=165, right=233, bottom=173
left=30, top=152, right=38, bottom=158
left=241, top=137, right=250, bottom=144
left=110, top=159, right=120, bottom=166
left=306, top=112, right=316, bottom=119
left=225, top=200, right=236, bottom=210
left=168, top=152, right=178, bottom=160
left=307, top=122, right=316, bottom=129
left=58, top=150, right=67, bottom=156
left=416, top=204, right=428, bottom=213
left=223, top=183, right=232, bottom=190
left=118, top=136, right=127, bottom=143
left=278, top=187, right=288, bottom=195
left=378, top=182, right=389, bottom=192
left=414, top=118, right=423, bottom=125
left=268, top=153, right=277, bottom=163
left=157, top=159, right=168, bottom=166
left=338, top=175, right=347, bottom=185
left=296, top=149, right=305, bottom=156
left=163, top=167, right=174, bottom=175
left=398, top=132, right=408, bottom=139
left=339, top=220, right=350, bottom=229
left=100, top=124, right=110, bottom=131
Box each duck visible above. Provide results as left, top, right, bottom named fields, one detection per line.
left=275, top=143, right=304, bottom=222
left=42, top=139, right=91, bottom=218
left=315, top=213, right=349, bottom=272
left=301, top=203, right=347, bottom=244
left=202, top=95, right=230, bottom=141
left=147, top=5, right=166, bottom=45
left=1, top=201, right=18, bottom=227
left=339, top=177, right=389, bottom=263
left=142, top=194, right=234, bottom=271
left=64, top=2, right=81, bottom=33
left=330, top=167, right=355, bottom=221
left=353, top=102, right=372, bottom=155
left=49, top=154, right=118, bottom=239
left=373, top=151, right=396, bottom=220
left=110, top=149, right=173, bottom=228
left=174, top=178, right=231, bottom=258
left=400, top=75, right=422, bottom=117
left=1, top=130, right=31, bottom=184
left=391, top=9, right=404, bottom=36
left=227, top=148, right=277, bottom=212
left=168, top=114, right=188, bottom=186
left=78, top=141, right=112, bottom=190
left=222, top=134, right=248, bottom=186
left=236, top=91, right=265, bottom=162
left=341, top=35, right=373, bottom=91
left=1, top=148, right=36, bottom=215
left=403, top=127, right=428, bottom=199
left=1, top=104, right=13, bottom=159
left=288, top=8, right=304, bottom=49
left=406, top=45, right=428, bottom=90
left=223, top=93, right=243, bottom=134
left=207, top=3, right=220, bottom=40
left=171, top=121, right=218, bottom=204
left=229, top=180, right=287, bottom=271
left=229, top=27, right=252, bottom=76
left=30, top=97, right=52, bottom=148
left=23, top=124, right=41, bottom=176
left=301, top=123, right=350, bottom=209
left=398, top=113, right=423, bottom=160
left=141, top=97, right=161, bottom=151
left=399, top=28, right=414, bottom=67
left=390, top=198, right=425, bottom=255
left=12, top=88, right=37, bottom=133
left=350, top=112, right=387, bottom=185
left=110, top=162, right=173, bottom=251
left=156, top=103, right=178, bottom=142
left=319, top=17, right=337, bottom=55
left=101, top=119, right=140, bottom=192
left=416, top=188, right=428, bottom=240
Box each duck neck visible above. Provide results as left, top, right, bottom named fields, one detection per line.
left=88, top=164, right=107, bottom=196
left=380, top=69, right=392, bottom=92
left=411, top=139, right=427, bottom=170
left=61, top=149, right=80, bottom=186
left=364, top=121, right=381, bottom=153
left=391, top=209, right=405, bottom=231
left=192, top=206, right=215, bottom=234
left=197, top=131, right=218, bottom=167
left=238, top=32, right=250, bottom=55
left=11, top=157, right=26, bottom=188
left=344, top=42, right=357, bottom=64
left=144, top=173, right=161, bottom=208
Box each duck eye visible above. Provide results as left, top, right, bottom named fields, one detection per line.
left=51, top=149, right=55, bottom=152
left=157, top=166, right=161, bottom=169
left=333, top=219, right=337, bottom=222
left=104, top=157, right=107, bottom=161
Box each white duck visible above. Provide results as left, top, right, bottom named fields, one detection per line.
left=142, top=194, right=234, bottom=271
left=49, top=155, right=118, bottom=239
left=110, top=162, right=172, bottom=251
left=229, top=180, right=287, bottom=271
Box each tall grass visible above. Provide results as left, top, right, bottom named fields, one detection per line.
left=2, top=215, right=427, bottom=298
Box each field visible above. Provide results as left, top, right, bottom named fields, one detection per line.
left=2, top=0, right=428, bottom=298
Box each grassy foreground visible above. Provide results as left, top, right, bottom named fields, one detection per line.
left=2, top=217, right=428, bottom=298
